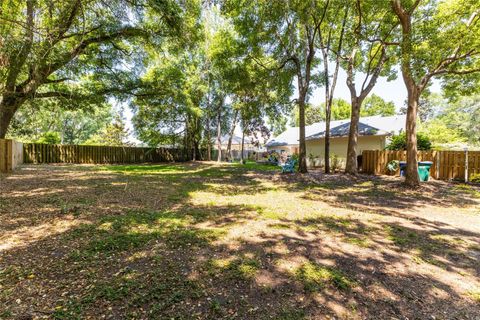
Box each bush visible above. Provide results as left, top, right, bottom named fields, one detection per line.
left=330, top=153, right=340, bottom=171
left=386, top=132, right=432, bottom=151
left=471, top=173, right=480, bottom=183
left=36, top=131, right=61, bottom=144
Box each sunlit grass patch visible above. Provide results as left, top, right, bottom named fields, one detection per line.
left=452, top=184, right=480, bottom=198
left=97, top=164, right=196, bottom=175
left=345, top=236, right=371, bottom=248
left=411, top=253, right=447, bottom=269
left=385, top=225, right=419, bottom=247
left=233, top=160, right=281, bottom=172
left=268, top=223, right=292, bottom=230
left=467, top=289, right=480, bottom=303
left=293, top=261, right=355, bottom=292
left=429, top=234, right=466, bottom=246
left=206, top=256, right=260, bottom=280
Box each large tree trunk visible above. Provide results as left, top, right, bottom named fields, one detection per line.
left=0, top=96, right=24, bottom=138
left=345, top=98, right=361, bottom=174
left=392, top=0, right=421, bottom=188
left=194, top=140, right=201, bottom=161
left=405, top=89, right=420, bottom=187
left=298, top=92, right=307, bottom=173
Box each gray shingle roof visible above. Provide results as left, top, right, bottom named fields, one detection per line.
left=306, top=121, right=385, bottom=139
left=266, top=115, right=406, bottom=147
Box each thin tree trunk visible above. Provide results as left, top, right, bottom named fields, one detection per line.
left=240, top=129, right=245, bottom=164
left=206, top=116, right=211, bottom=161
left=216, top=102, right=222, bottom=162
left=324, top=110, right=331, bottom=173
left=298, top=91, right=307, bottom=173
left=344, top=49, right=387, bottom=174
left=226, top=109, right=239, bottom=161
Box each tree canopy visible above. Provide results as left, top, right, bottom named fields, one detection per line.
left=2, top=0, right=479, bottom=182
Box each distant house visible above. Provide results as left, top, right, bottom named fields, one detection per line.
left=265, top=115, right=406, bottom=166
left=213, top=134, right=257, bottom=152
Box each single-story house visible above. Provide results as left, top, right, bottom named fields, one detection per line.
left=213, top=134, right=257, bottom=151
left=265, top=115, right=406, bottom=166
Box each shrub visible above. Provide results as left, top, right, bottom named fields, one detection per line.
left=386, top=132, right=432, bottom=151
left=471, top=173, right=480, bottom=183
left=36, top=131, right=61, bottom=144
left=330, top=153, right=340, bottom=171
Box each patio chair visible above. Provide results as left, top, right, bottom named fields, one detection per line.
left=280, top=159, right=297, bottom=173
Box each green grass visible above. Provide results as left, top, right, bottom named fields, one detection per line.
left=293, top=261, right=355, bottom=292
left=206, top=256, right=261, bottom=281
left=5, top=162, right=480, bottom=318
left=386, top=225, right=419, bottom=247
left=346, top=236, right=371, bottom=248
left=233, top=160, right=281, bottom=172
left=276, top=308, right=306, bottom=320
left=467, top=289, right=480, bottom=303
left=97, top=163, right=196, bottom=174
left=53, top=260, right=203, bottom=319
left=453, top=184, right=480, bottom=198
left=69, top=209, right=224, bottom=261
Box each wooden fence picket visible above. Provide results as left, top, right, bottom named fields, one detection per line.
left=362, top=149, right=480, bottom=180
left=20, top=143, right=200, bottom=165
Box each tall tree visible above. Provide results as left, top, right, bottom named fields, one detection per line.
left=361, top=94, right=396, bottom=117
left=225, top=0, right=327, bottom=173
left=85, top=112, right=131, bottom=146
left=392, top=0, right=480, bottom=187
left=0, top=0, right=188, bottom=138
left=343, top=0, right=398, bottom=174
left=132, top=45, right=207, bottom=158
left=317, top=1, right=349, bottom=174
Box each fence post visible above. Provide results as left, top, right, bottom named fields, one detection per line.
left=464, top=148, right=468, bottom=183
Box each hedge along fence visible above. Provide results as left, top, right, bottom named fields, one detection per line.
left=0, top=139, right=23, bottom=173
left=362, top=150, right=480, bottom=181
left=23, top=143, right=192, bottom=164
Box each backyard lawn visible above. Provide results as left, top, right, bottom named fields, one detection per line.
left=1, top=162, right=479, bottom=319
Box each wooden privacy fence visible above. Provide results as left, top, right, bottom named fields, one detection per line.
left=362, top=150, right=480, bottom=181
left=0, top=139, right=23, bottom=173
left=23, top=143, right=190, bottom=164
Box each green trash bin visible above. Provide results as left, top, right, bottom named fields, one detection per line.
left=418, top=161, right=433, bottom=181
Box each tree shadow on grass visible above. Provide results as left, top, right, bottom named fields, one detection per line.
left=280, top=174, right=480, bottom=220
left=2, top=203, right=479, bottom=319
left=1, top=164, right=479, bottom=319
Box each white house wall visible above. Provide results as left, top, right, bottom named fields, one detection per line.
left=305, top=135, right=386, bottom=167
